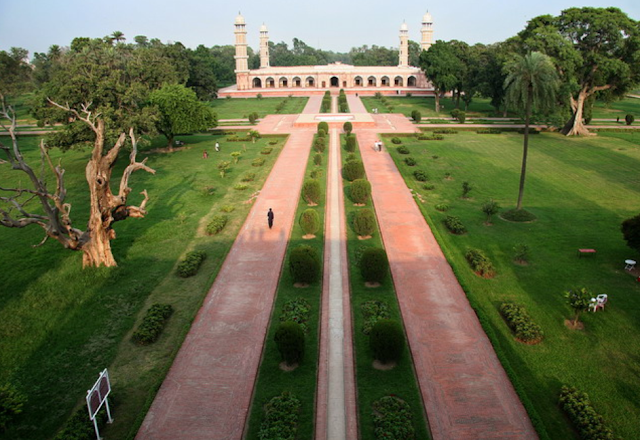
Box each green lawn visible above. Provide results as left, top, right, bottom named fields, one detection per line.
left=209, top=96, right=308, bottom=119
left=361, top=96, right=501, bottom=118
left=592, top=96, right=640, bottom=119
left=344, top=135, right=430, bottom=439
left=245, top=133, right=324, bottom=439
left=384, top=130, right=640, bottom=439
left=0, top=132, right=287, bottom=439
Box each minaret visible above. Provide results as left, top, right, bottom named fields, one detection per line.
left=234, top=13, right=250, bottom=90
left=259, top=23, right=270, bottom=69
left=399, top=21, right=409, bottom=67
left=421, top=12, right=434, bottom=51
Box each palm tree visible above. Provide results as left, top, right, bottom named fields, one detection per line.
left=504, top=52, right=558, bottom=211
left=110, top=31, right=126, bottom=44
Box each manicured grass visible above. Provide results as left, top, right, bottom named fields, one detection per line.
left=361, top=96, right=501, bottom=118
left=245, top=133, right=324, bottom=439
left=0, top=132, right=287, bottom=439
left=591, top=96, right=640, bottom=119
left=209, top=96, right=308, bottom=119
left=344, top=134, right=430, bottom=440
left=385, top=131, right=640, bottom=438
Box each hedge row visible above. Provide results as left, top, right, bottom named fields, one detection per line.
left=206, top=215, right=228, bottom=235
left=558, top=386, right=614, bottom=440
left=477, top=129, right=502, bottom=134
left=176, top=250, right=208, bottom=277
left=465, top=248, right=496, bottom=278
left=499, top=303, right=544, bottom=344
left=372, top=395, right=414, bottom=440
left=258, top=391, right=301, bottom=440
left=131, top=304, right=174, bottom=345
left=280, top=298, right=312, bottom=333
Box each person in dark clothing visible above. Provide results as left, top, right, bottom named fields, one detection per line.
left=267, top=208, right=274, bottom=229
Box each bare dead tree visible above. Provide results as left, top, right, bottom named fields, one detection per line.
left=0, top=97, right=155, bottom=267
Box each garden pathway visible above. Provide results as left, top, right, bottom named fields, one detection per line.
left=354, top=94, right=538, bottom=438
left=315, top=128, right=358, bottom=440
left=136, top=121, right=314, bottom=439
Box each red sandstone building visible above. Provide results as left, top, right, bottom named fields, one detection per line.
left=219, top=13, right=435, bottom=97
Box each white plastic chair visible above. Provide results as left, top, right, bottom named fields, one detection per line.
left=594, top=294, right=607, bottom=312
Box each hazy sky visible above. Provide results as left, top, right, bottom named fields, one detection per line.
left=1, top=0, right=639, bottom=58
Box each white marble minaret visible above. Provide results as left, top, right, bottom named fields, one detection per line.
left=259, top=23, right=270, bottom=69
left=234, top=13, right=249, bottom=89
left=399, top=21, right=409, bottom=67
left=421, top=11, right=434, bottom=51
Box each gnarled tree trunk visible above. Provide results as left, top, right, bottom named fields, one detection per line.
left=561, top=85, right=610, bottom=136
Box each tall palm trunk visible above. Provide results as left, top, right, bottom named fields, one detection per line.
left=516, top=87, right=532, bottom=210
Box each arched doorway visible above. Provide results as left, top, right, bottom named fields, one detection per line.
left=407, top=76, right=416, bottom=87
left=381, top=76, right=390, bottom=86
left=253, top=77, right=262, bottom=88
left=293, top=77, right=301, bottom=87
left=368, top=76, right=377, bottom=87
left=394, top=76, right=403, bottom=87
left=330, top=76, right=339, bottom=87
left=266, top=77, right=275, bottom=88
left=306, top=76, right=315, bottom=87
left=279, top=77, right=288, bottom=88
left=354, top=76, right=363, bottom=86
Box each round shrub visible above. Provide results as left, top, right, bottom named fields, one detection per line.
left=345, top=136, right=356, bottom=152
left=423, top=183, right=435, bottom=190
left=206, top=215, right=228, bottom=235
left=343, top=121, right=353, bottom=134
left=176, top=250, right=207, bottom=278
left=444, top=215, right=466, bottom=234
left=350, top=179, right=372, bottom=204
left=261, top=147, right=273, bottom=155
left=318, top=121, right=329, bottom=133
left=413, top=170, right=429, bottom=182
left=397, top=146, right=410, bottom=154
left=345, top=153, right=357, bottom=163
left=360, top=247, right=388, bottom=283
left=317, top=128, right=326, bottom=138
left=411, top=110, right=422, bottom=123
left=353, top=208, right=376, bottom=237
left=391, top=137, right=402, bottom=144
left=302, top=179, right=321, bottom=205
left=300, top=209, right=320, bottom=236
left=404, top=157, right=416, bottom=166
left=310, top=169, right=323, bottom=179
left=369, top=319, right=405, bottom=364
left=274, top=321, right=305, bottom=366
left=625, top=114, right=635, bottom=125
left=289, top=245, right=320, bottom=284
left=434, top=203, right=449, bottom=212
left=314, top=136, right=326, bottom=153
left=313, top=153, right=322, bottom=166
left=343, top=160, right=365, bottom=181
left=252, top=158, right=265, bottom=167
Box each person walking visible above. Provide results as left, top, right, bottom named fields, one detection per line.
left=267, top=208, right=274, bottom=229
left=215, top=142, right=220, bottom=152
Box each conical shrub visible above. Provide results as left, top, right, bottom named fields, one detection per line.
left=369, top=319, right=405, bottom=364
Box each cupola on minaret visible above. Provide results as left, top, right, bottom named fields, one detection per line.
left=259, top=23, right=270, bottom=69
left=234, top=13, right=250, bottom=89
left=399, top=21, right=409, bottom=67
left=421, top=12, right=434, bottom=51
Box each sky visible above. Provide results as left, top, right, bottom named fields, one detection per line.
left=1, top=0, right=639, bottom=58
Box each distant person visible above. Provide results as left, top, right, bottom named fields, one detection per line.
left=267, top=208, right=274, bottom=229
left=215, top=142, right=220, bottom=152
left=202, top=150, right=208, bottom=159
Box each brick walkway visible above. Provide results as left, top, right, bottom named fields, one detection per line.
left=136, top=125, right=313, bottom=439
left=355, top=121, right=538, bottom=438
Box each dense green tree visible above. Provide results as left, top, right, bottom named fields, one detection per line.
left=621, top=213, right=640, bottom=253
left=517, top=7, right=640, bottom=136
left=0, top=47, right=33, bottom=102
left=504, top=52, right=559, bottom=211
left=350, top=45, right=398, bottom=66
left=476, top=42, right=511, bottom=115
left=420, top=41, right=463, bottom=112
left=408, top=40, right=422, bottom=67
left=186, top=45, right=219, bottom=100
left=149, top=84, right=217, bottom=147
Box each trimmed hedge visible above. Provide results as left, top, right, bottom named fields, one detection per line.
left=353, top=208, right=377, bottom=237
left=314, top=136, right=326, bottom=153
left=343, top=121, right=353, bottom=134
left=404, top=157, right=416, bottom=166
left=206, top=215, right=228, bottom=235
left=258, top=391, right=301, bottom=440
left=313, top=153, right=322, bottom=166
left=360, top=247, right=388, bottom=283
left=465, top=248, right=495, bottom=278
left=369, top=319, right=405, bottom=364
left=372, top=395, right=414, bottom=440
left=289, top=245, right=320, bottom=284
left=345, top=136, right=356, bottom=152
left=434, top=203, right=449, bottom=212
left=280, top=298, right=312, bottom=333
left=558, top=386, right=614, bottom=440
left=391, top=137, right=402, bottom=144
left=131, top=304, right=174, bottom=345
left=499, top=303, right=543, bottom=343
left=252, top=158, right=265, bottom=167
left=300, top=209, right=320, bottom=236
left=361, top=300, right=390, bottom=335
left=274, top=322, right=305, bottom=366
left=477, top=129, right=502, bottom=134
left=397, top=146, right=410, bottom=154
left=176, top=250, right=208, bottom=277
left=318, top=121, right=329, bottom=133
left=343, top=160, right=365, bottom=181
left=302, top=179, right=321, bottom=205
left=413, top=170, right=429, bottom=182
left=261, top=147, right=273, bottom=155
left=350, top=179, right=372, bottom=204
left=444, top=215, right=466, bottom=234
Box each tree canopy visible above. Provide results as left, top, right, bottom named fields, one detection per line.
left=419, top=40, right=463, bottom=111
